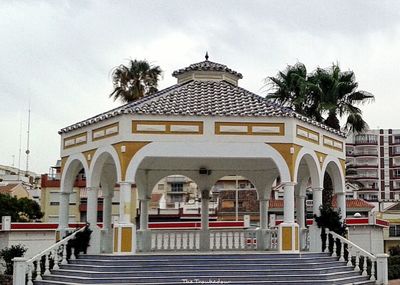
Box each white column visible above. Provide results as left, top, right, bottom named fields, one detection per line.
left=312, top=187, right=323, bottom=217
left=58, top=192, right=70, bottom=233
left=102, top=191, right=113, bottom=253
left=201, top=190, right=210, bottom=231
left=309, top=187, right=323, bottom=252
left=259, top=198, right=269, bottom=230
left=119, top=182, right=132, bottom=224
left=283, top=182, right=296, bottom=223
left=87, top=187, right=99, bottom=225
left=140, top=199, right=149, bottom=230
left=337, top=192, right=346, bottom=222
left=297, top=195, right=306, bottom=229
left=200, top=189, right=210, bottom=251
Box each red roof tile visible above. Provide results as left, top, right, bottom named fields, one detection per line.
left=0, top=183, right=19, bottom=194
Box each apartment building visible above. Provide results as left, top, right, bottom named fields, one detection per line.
left=346, top=129, right=400, bottom=202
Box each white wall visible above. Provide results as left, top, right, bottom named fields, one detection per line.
left=348, top=225, right=384, bottom=254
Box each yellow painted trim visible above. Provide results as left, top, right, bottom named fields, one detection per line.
left=63, top=132, right=87, bottom=149
left=121, top=227, right=132, bottom=252
left=295, top=227, right=299, bottom=250
left=55, top=231, right=60, bottom=242
left=92, top=122, right=119, bottom=141
left=339, top=159, right=346, bottom=174
left=113, top=227, right=118, bottom=252
left=296, top=125, right=320, bottom=144
left=215, top=122, right=285, bottom=136
left=315, top=151, right=328, bottom=169
left=268, top=143, right=302, bottom=181
left=82, top=149, right=97, bottom=168
left=323, top=135, right=344, bottom=152
left=132, top=120, right=203, bottom=135
left=60, top=156, right=69, bottom=175
left=282, top=227, right=292, bottom=251
left=112, top=141, right=151, bottom=181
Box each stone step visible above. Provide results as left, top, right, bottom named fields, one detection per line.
left=37, top=274, right=373, bottom=285
left=69, top=256, right=338, bottom=266
left=80, top=252, right=330, bottom=260
left=51, top=266, right=354, bottom=277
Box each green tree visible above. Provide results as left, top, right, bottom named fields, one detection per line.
left=110, top=59, right=162, bottom=103
left=0, top=194, right=43, bottom=222
left=266, top=63, right=374, bottom=133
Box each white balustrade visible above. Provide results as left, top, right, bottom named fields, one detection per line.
left=325, top=229, right=386, bottom=284
left=150, top=230, right=200, bottom=251
left=210, top=229, right=257, bottom=251
left=12, top=226, right=87, bottom=285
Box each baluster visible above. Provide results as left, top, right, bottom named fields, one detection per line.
left=211, top=232, right=216, bottom=250
left=324, top=229, right=330, bottom=253
left=186, top=232, right=190, bottom=250
left=217, top=232, right=221, bottom=250
left=241, top=232, right=245, bottom=250
left=362, top=256, right=368, bottom=276
left=354, top=251, right=360, bottom=271
left=332, top=238, right=337, bottom=257
left=61, top=244, right=68, bottom=265
left=70, top=247, right=76, bottom=260
left=174, top=232, right=178, bottom=250
left=339, top=240, right=345, bottom=261
left=35, top=260, right=42, bottom=281
left=347, top=246, right=353, bottom=267
left=153, top=232, right=157, bottom=250
left=27, top=263, right=33, bottom=285
left=44, top=253, right=51, bottom=275
left=370, top=259, right=376, bottom=281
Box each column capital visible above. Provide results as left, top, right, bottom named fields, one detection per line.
left=282, top=182, right=297, bottom=187
left=337, top=191, right=345, bottom=196
left=86, top=186, right=99, bottom=192
left=119, top=181, right=132, bottom=186
left=312, top=187, right=323, bottom=192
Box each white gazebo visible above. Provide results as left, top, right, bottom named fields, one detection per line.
left=58, top=57, right=347, bottom=254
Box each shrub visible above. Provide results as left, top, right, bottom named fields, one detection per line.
left=0, top=244, right=27, bottom=275
left=389, top=245, right=400, bottom=256
left=388, top=255, right=400, bottom=280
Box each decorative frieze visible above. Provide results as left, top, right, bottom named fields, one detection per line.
left=92, top=123, right=119, bottom=141
left=63, top=132, right=87, bottom=149
left=215, top=122, right=284, bottom=136
left=132, top=120, right=203, bottom=135
left=296, top=125, right=320, bottom=144
left=323, top=135, right=344, bottom=151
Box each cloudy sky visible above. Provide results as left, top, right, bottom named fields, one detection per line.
left=1, top=0, right=399, bottom=174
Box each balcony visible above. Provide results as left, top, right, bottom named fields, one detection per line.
left=353, top=150, right=378, bottom=157
left=165, top=176, right=190, bottom=183
left=354, top=135, right=378, bottom=145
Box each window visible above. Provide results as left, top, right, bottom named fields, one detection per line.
left=171, top=183, right=183, bottom=192
left=394, top=169, right=400, bottom=178
left=394, top=136, right=400, bottom=144
left=355, top=134, right=377, bottom=144
left=389, top=225, right=400, bottom=237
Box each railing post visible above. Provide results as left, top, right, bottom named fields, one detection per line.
left=13, top=257, right=28, bottom=285
left=376, top=253, right=389, bottom=285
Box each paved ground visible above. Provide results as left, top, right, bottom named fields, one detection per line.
left=389, top=280, right=400, bottom=285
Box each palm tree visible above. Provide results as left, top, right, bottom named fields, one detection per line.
left=110, top=59, right=162, bottom=103
left=266, top=63, right=374, bottom=133
left=311, top=64, right=374, bottom=133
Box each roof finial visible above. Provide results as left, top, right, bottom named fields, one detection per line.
left=205, top=51, right=209, bottom=61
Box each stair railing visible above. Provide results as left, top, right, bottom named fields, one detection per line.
left=324, top=229, right=388, bottom=285
left=12, top=226, right=87, bottom=285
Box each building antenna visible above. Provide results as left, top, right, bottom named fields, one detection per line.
left=17, top=113, right=22, bottom=180
left=25, top=100, right=31, bottom=175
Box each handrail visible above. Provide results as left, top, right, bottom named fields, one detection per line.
left=13, top=225, right=88, bottom=285
left=27, top=226, right=86, bottom=264
left=327, top=229, right=376, bottom=261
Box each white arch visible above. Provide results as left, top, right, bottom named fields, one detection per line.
left=293, top=148, right=322, bottom=188
left=321, top=156, right=345, bottom=194
left=125, top=141, right=291, bottom=183
left=61, top=153, right=90, bottom=193
left=89, top=145, right=122, bottom=186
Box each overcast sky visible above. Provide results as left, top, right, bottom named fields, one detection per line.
left=1, top=0, right=399, bottom=174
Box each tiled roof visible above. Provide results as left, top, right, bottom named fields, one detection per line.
left=269, top=198, right=374, bottom=209
left=172, top=60, right=243, bottom=79
left=0, top=183, right=19, bottom=194
left=59, top=80, right=346, bottom=137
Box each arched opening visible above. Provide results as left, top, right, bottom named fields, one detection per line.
left=59, top=156, right=89, bottom=235
left=89, top=151, right=120, bottom=253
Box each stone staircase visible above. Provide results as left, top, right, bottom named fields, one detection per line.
left=35, top=252, right=376, bottom=285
